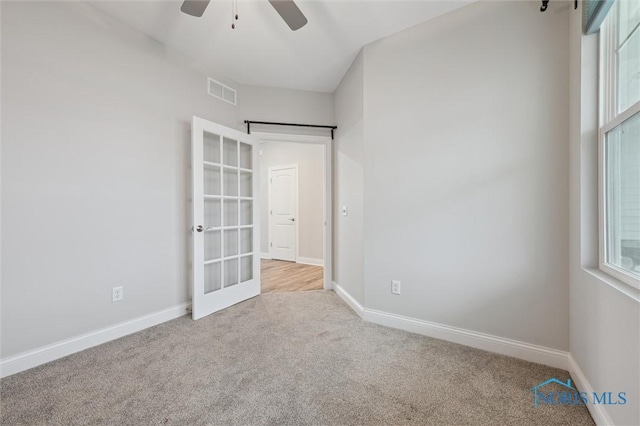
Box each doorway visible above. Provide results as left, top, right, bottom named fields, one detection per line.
left=254, top=132, right=332, bottom=293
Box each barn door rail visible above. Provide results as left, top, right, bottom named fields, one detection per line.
left=244, top=120, right=338, bottom=140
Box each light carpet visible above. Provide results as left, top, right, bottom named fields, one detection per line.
left=1, top=291, right=594, bottom=425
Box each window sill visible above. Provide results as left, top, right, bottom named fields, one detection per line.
left=582, top=267, right=640, bottom=302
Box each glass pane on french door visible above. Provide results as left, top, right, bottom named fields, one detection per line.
left=200, top=133, right=254, bottom=294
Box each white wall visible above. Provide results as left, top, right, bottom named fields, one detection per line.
left=335, top=1, right=571, bottom=351
left=239, top=84, right=334, bottom=134
left=259, top=142, right=325, bottom=262
left=1, top=1, right=333, bottom=359
left=333, top=51, right=365, bottom=304
left=568, top=5, right=640, bottom=425
left=1, top=1, right=234, bottom=358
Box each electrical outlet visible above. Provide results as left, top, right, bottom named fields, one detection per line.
left=112, top=286, right=124, bottom=302
left=391, top=280, right=401, bottom=295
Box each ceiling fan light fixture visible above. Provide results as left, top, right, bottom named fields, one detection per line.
left=180, top=0, right=211, bottom=17
left=180, top=0, right=308, bottom=32
left=268, top=0, right=308, bottom=31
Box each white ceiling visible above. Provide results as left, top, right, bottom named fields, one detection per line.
left=91, top=0, right=471, bottom=93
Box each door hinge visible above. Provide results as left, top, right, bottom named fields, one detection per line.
left=270, top=210, right=272, bottom=215
left=270, top=242, right=273, bottom=247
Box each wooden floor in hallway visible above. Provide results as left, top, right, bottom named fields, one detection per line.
left=261, top=259, right=324, bottom=293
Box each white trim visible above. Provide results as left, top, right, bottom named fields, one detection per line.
left=251, top=132, right=330, bottom=145
left=597, top=7, right=640, bottom=291
left=599, top=16, right=616, bottom=126
left=583, top=267, right=640, bottom=302
left=568, top=354, right=615, bottom=426
left=297, top=257, right=324, bottom=267
left=261, top=252, right=272, bottom=260
left=254, top=131, right=333, bottom=291
left=333, top=283, right=568, bottom=370
left=323, top=137, right=333, bottom=292
left=333, top=282, right=364, bottom=318
left=364, top=309, right=568, bottom=370
left=598, top=108, right=640, bottom=290
left=601, top=101, right=640, bottom=134
left=0, top=303, right=191, bottom=378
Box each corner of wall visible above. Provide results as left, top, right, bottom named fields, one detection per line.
left=332, top=49, right=366, bottom=306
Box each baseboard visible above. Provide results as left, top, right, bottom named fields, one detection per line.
left=0, top=302, right=191, bottom=378
left=332, top=283, right=568, bottom=370
left=260, top=254, right=322, bottom=266
left=365, top=308, right=568, bottom=370
left=296, top=257, right=324, bottom=267
left=568, top=354, right=615, bottom=425
left=333, top=282, right=365, bottom=318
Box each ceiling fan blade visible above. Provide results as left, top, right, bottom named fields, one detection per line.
left=268, top=0, right=308, bottom=31
left=180, top=0, right=211, bottom=17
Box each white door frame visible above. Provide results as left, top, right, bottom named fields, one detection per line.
left=268, top=164, right=299, bottom=262
left=253, top=132, right=333, bottom=291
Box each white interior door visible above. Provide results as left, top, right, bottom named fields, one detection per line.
left=191, top=117, right=260, bottom=320
left=269, top=165, right=298, bottom=262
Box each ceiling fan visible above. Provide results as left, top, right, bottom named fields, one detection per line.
left=180, top=0, right=308, bottom=31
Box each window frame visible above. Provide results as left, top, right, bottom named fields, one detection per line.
left=598, top=1, right=640, bottom=289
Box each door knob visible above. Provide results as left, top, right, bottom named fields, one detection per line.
left=195, top=225, right=204, bottom=232
left=289, top=218, right=295, bottom=222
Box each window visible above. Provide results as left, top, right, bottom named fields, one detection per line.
left=599, top=0, right=640, bottom=288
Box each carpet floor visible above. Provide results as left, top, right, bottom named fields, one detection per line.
left=1, top=291, right=594, bottom=425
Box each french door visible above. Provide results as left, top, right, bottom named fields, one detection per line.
left=191, top=117, right=260, bottom=320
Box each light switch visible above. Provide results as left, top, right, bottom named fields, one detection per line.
left=342, top=205, right=348, bottom=216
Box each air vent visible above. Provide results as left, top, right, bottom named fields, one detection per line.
left=208, top=77, right=237, bottom=105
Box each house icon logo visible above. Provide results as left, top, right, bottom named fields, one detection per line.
left=530, top=377, right=628, bottom=407
left=530, top=378, right=575, bottom=407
